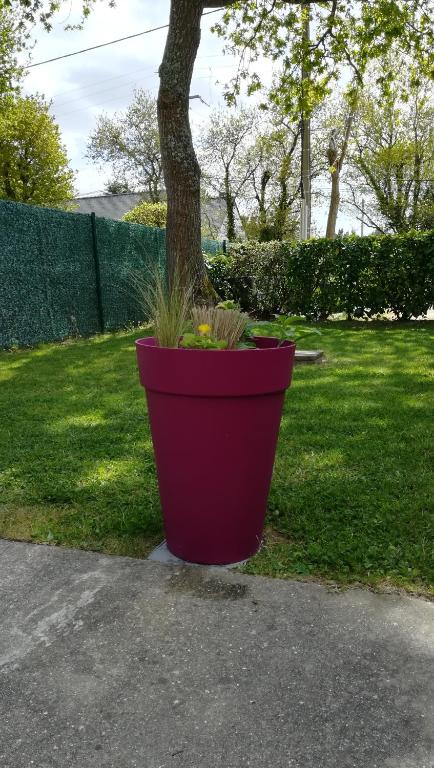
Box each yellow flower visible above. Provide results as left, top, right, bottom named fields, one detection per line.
left=197, top=323, right=211, bottom=335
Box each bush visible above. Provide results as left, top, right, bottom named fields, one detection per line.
left=206, top=231, right=434, bottom=320
left=123, top=201, right=167, bottom=228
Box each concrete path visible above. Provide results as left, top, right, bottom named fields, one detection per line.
left=0, top=540, right=433, bottom=768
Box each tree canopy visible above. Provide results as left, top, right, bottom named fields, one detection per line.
left=0, top=95, right=75, bottom=207
left=214, top=1, right=434, bottom=117
left=87, top=90, right=163, bottom=202
left=347, top=63, right=434, bottom=232
left=2, top=0, right=109, bottom=32
left=199, top=108, right=258, bottom=240
left=0, top=1, right=26, bottom=95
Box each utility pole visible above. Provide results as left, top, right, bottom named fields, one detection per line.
left=361, top=198, right=365, bottom=236
left=300, top=0, right=311, bottom=241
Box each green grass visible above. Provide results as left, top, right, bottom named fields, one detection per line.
left=0, top=323, right=433, bottom=594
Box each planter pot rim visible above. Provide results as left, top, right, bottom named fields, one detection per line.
left=136, top=336, right=296, bottom=398
left=135, top=336, right=294, bottom=352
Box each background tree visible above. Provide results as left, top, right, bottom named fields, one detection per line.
left=158, top=0, right=433, bottom=289
left=216, top=1, right=433, bottom=114
left=0, top=2, right=26, bottom=96
left=241, top=122, right=301, bottom=241
left=87, top=89, right=163, bottom=202
left=321, top=88, right=359, bottom=238
left=3, top=0, right=107, bottom=32
left=199, top=107, right=258, bottom=241
left=0, top=95, right=75, bottom=207
left=346, top=65, right=434, bottom=233
left=105, top=179, right=133, bottom=195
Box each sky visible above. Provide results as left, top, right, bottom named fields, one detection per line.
left=20, top=0, right=363, bottom=236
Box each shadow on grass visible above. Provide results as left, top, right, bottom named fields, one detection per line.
left=1, top=322, right=433, bottom=587
left=0, top=330, right=163, bottom=553
left=255, top=322, right=434, bottom=590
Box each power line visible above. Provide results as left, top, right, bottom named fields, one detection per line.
left=54, top=84, right=157, bottom=117
left=52, top=73, right=220, bottom=117
left=51, top=65, right=154, bottom=100
left=47, top=54, right=230, bottom=101
left=54, top=76, right=220, bottom=118
left=52, top=63, right=235, bottom=109
left=24, top=24, right=168, bottom=69
left=23, top=8, right=225, bottom=69
left=54, top=70, right=156, bottom=108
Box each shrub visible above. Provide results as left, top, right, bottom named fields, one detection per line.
left=123, top=201, right=167, bottom=228
left=206, top=231, right=434, bottom=320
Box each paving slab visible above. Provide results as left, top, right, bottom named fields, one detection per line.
left=0, top=539, right=433, bottom=768
left=294, top=349, right=324, bottom=364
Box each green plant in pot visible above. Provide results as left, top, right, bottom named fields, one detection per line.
left=134, top=273, right=316, bottom=566
left=248, top=315, right=322, bottom=346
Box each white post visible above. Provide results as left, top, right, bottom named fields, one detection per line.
left=299, top=1, right=311, bottom=241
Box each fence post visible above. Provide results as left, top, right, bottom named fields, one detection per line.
left=90, top=212, right=105, bottom=334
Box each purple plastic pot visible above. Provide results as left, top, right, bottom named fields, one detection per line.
left=252, top=336, right=284, bottom=349
left=136, top=337, right=296, bottom=565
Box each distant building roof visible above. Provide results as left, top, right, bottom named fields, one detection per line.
left=72, top=192, right=245, bottom=240
left=73, top=193, right=145, bottom=219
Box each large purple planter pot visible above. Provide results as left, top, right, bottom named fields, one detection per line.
left=136, top=337, right=296, bottom=565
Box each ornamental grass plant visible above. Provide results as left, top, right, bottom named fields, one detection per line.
left=132, top=268, right=191, bottom=348
left=191, top=305, right=248, bottom=349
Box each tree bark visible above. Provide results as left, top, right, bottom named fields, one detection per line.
left=326, top=161, right=340, bottom=238
left=274, top=153, right=293, bottom=240
left=224, top=165, right=236, bottom=241
left=325, top=109, right=356, bottom=238
left=157, top=0, right=242, bottom=293
left=157, top=0, right=206, bottom=291
left=258, top=169, right=271, bottom=224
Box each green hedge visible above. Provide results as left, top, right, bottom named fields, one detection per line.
left=206, top=231, right=434, bottom=320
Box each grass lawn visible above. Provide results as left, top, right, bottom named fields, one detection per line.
left=0, top=322, right=433, bottom=595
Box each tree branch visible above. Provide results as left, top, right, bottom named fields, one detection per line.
left=337, top=103, right=357, bottom=172
left=309, top=0, right=338, bottom=52
left=344, top=186, right=387, bottom=233
left=189, top=94, right=210, bottom=106
left=329, top=30, right=363, bottom=84
left=203, top=1, right=237, bottom=7
left=203, top=0, right=322, bottom=5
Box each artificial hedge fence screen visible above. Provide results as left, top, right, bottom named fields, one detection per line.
left=0, top=200, right=223, bottom=348
left=207, top=231, right=434, bottom=320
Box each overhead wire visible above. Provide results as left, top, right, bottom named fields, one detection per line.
left=51, top=64, right=236, bottom=110
left=33, top=54, right=232, bottom=107
left=23, top=8, right=225, bottom=69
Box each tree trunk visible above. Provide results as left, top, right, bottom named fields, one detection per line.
left=157, top=0, right=206, bottom=291
left=325, top=109, right=356, bottom=238
left=326, top=168, right=340, bottom=238
left=224, top=165, right=236, bottom=241
left=3, top=163, right=16, bottom=200
left=326, top=128, right=339, bottom=238
left=258, top=169, right=271, bottom=227
left=274, top=154, right=290, bottom=240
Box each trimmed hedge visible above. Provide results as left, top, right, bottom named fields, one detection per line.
left=206, top=231, right=434, bottom=320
